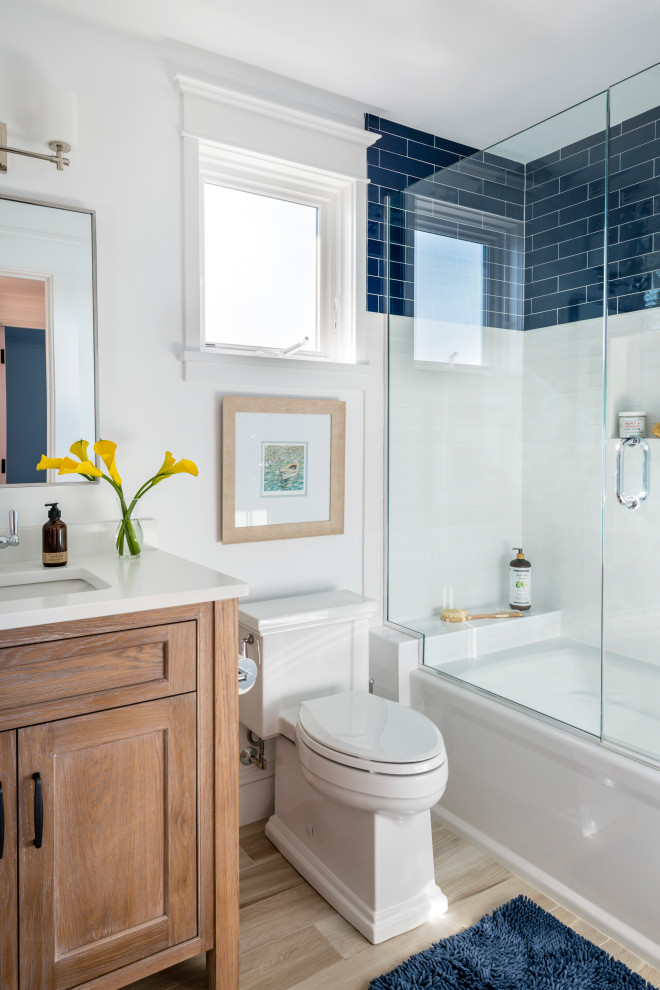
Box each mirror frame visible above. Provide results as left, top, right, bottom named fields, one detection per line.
left=0, top=193, right=99, bottom=487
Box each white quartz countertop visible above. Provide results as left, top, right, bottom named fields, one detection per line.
left=0, top=547, right=248, bottom=632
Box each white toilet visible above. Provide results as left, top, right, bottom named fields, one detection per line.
left=238, top=590, right=448, bottom=944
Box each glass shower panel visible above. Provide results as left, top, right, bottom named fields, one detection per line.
left=387, top=92, right=608, bottom=734
left=602, top=64, right=660, bottom=763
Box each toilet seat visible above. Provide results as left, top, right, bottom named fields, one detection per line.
left=297, top=691, right=446, bottom=776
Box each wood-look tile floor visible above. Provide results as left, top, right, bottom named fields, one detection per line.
left=127, top=818, right=660, bottom=990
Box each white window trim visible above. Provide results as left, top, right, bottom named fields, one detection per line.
left=175, top=74, right=379, bottom=379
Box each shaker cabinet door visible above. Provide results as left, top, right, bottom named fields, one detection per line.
left=0, top=730, right=17, bottom=990
left=18, top=695, right=197, bottom=990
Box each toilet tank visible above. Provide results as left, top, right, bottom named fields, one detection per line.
left=238, top=590, right=377, bottom=739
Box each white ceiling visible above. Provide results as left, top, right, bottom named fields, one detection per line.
left=24, top=0, right=660, bottom=148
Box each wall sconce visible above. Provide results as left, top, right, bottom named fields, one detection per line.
left=0, top=87, right=78, bottom=174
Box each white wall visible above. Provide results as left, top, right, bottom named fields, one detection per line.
left=0, top=0, right=386, bottom=613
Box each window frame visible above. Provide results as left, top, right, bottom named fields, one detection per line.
left=185, top=139, right=358, bottom=365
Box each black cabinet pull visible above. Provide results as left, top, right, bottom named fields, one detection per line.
left=0, top=781, right=4, bottom=859
left=33, top=773, right=43, bottom=849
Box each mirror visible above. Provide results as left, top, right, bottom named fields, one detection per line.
left=0, top=195, right=96, bottom=486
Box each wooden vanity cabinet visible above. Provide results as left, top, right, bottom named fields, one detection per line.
left=0, top=599, right=239, bottom=990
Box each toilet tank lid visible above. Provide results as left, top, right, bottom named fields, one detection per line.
left=238, top=590, right=377, bottom=634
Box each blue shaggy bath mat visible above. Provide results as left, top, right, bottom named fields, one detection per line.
left=370, top=896, right=656, bottom=989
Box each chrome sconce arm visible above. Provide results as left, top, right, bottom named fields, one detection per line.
left=1, top=89, right=77, bottom=174
left=0, top=123, right=70, bottom=172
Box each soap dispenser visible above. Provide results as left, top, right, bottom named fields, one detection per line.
left=43, top=502, right=68, bottom=567
left=509, top=547, right=531, bottom=611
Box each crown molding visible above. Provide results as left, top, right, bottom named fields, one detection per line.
left=173, top=74, right=380, bottom=149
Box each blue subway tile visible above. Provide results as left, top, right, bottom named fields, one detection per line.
left=407, top=141, right=461, bottom=169
left=609, top=272, right=653, bottom=296
left=484, top=151, right=525, bottom=173
left=380, top=150, right=437, bottom=180
left=527, top=243, right=559, bottom=267
left=559, top=195, right=604, bottom=225
left=368, top=182, right=381, bottom=203
left=609, top=122, right=656, bottom=158
left=376, top=117, right=435, bottom=146
left=617, top=290, right=658, bottom=313
left=609, top=234, right=654, bottom=263
left=527, top=149, right=560, bottom=174
left=558, top=266, right=603, bottom=291
left=618, top=249, right=660, bottom=278
left=364, top=113, right=380, bottom=130
left=368, top=220, right=383, bottom=240
left=530, top=184, right=587, bottom=220
left=527, top=211, right=559, bottom=236
left=588, top=213, right=605, bottom=233
left=367, top=146, right=380, bottom=168
left=588, top=247, right=605, bottom=267
left=534, top=218, right=589, bottom=249
left=367, top=257, right=380, bottom=278
left=388, top=242, right=405, bottom=263
left=621, top=136, right=660, bottom=171
left=436, top=136, right=477, bottom=157
left=372, top=131, right=408, bottom=155
left=587, top=283, right=605, bottom=303
left=388, top=297, right=406, bottom=316
left=366, top=165, right=409, bottom=192
left=527, top=275, right=558, bottom=298
left=506, top=201, right=524, bottom=220
left=367, top=238, right=384, bottom=259
left=532, top=287, right=586, bottom=313
left=560, top=132, right=605, bottom=159
left=558, top=232, right=603, bottom=258
left=621, top=106, right=660, bottom=133
left=557, top=300, right=603, bottom=324
left=590, top=143, right=606, bottom=164
left=524, top=310, right=557, bottom=330
left=561, top=161, right=606, bottom=191
left=527, top=177, right=560, bottom=205
left=368, top=202, right=384, bottom=223
left=619, top=213, right=660, bottom=243
left=609, top=197, right=654, bottom=227
left=457, top=190, right=508, bottom=215
left=609, top=160, right=653, bottom=192
left=534, top=252, right=588, bottom=281
left=531, top=149, right=590, bottom=185
left=366, top=293, right=381, bottom=314
left=367, top=275, right=384, bottom=297
left=483, top=178, right=524, bottom=205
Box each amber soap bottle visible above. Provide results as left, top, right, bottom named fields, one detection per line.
left=43, top=502, right=68, bottom=567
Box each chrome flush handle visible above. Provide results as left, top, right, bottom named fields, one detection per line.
left=616, top=435, right=649, bottom=510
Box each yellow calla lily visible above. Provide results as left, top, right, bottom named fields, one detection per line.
left=94, top=439, right=122, bottom=486
left=36, top=455, right=64, bottom=471
left=58, top=457, right=103, bottom=478
left=69, top=439, right=90, bottom=462
left=153, top=451, right=198, bottom=483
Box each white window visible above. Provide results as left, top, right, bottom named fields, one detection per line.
left=176, top=75, right=377, bottom=376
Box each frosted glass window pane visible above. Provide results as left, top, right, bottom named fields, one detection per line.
left=204, top=183, right=318, bottom=349
left=414, top=231, right=484, bottom=365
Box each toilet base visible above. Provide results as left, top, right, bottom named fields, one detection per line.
left=265, top=735, right=448, bottom=944
left=266, top=815, right=447, bottom=944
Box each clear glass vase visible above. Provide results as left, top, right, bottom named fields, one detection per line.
left=115, top=513, right=143, bottom=559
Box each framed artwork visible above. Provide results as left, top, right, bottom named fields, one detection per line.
left=222, top=396, right=346, bottom=543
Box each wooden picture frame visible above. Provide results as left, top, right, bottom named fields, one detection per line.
left=221, top=396, right=346, bottom=544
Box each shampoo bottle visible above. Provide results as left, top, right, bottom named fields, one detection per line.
left=509, top=547, right=531, bottom=611
left=43, top=502, right=68, bottom=568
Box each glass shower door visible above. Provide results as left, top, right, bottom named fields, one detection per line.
left=602, top=64, right=660, bottom=764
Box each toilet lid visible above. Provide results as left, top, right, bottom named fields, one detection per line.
left=297, top=692, right=444, bottom=766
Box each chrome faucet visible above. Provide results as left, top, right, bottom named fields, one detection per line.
left=0, top=510, right=19, bottom=549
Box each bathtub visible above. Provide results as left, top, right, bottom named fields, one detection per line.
left=411, top=663, right=660, bottom=968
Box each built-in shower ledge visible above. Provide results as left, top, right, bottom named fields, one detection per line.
left=401, top=606, right=562, bottom=668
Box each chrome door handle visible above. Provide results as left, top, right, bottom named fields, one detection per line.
left=616, top=435, right=649, bottom=510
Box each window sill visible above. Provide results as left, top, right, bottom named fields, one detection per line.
left=181, top=348, right=381, bottom=389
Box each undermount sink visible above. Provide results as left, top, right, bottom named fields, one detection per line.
left=0, top=567, right=111, bottom=603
